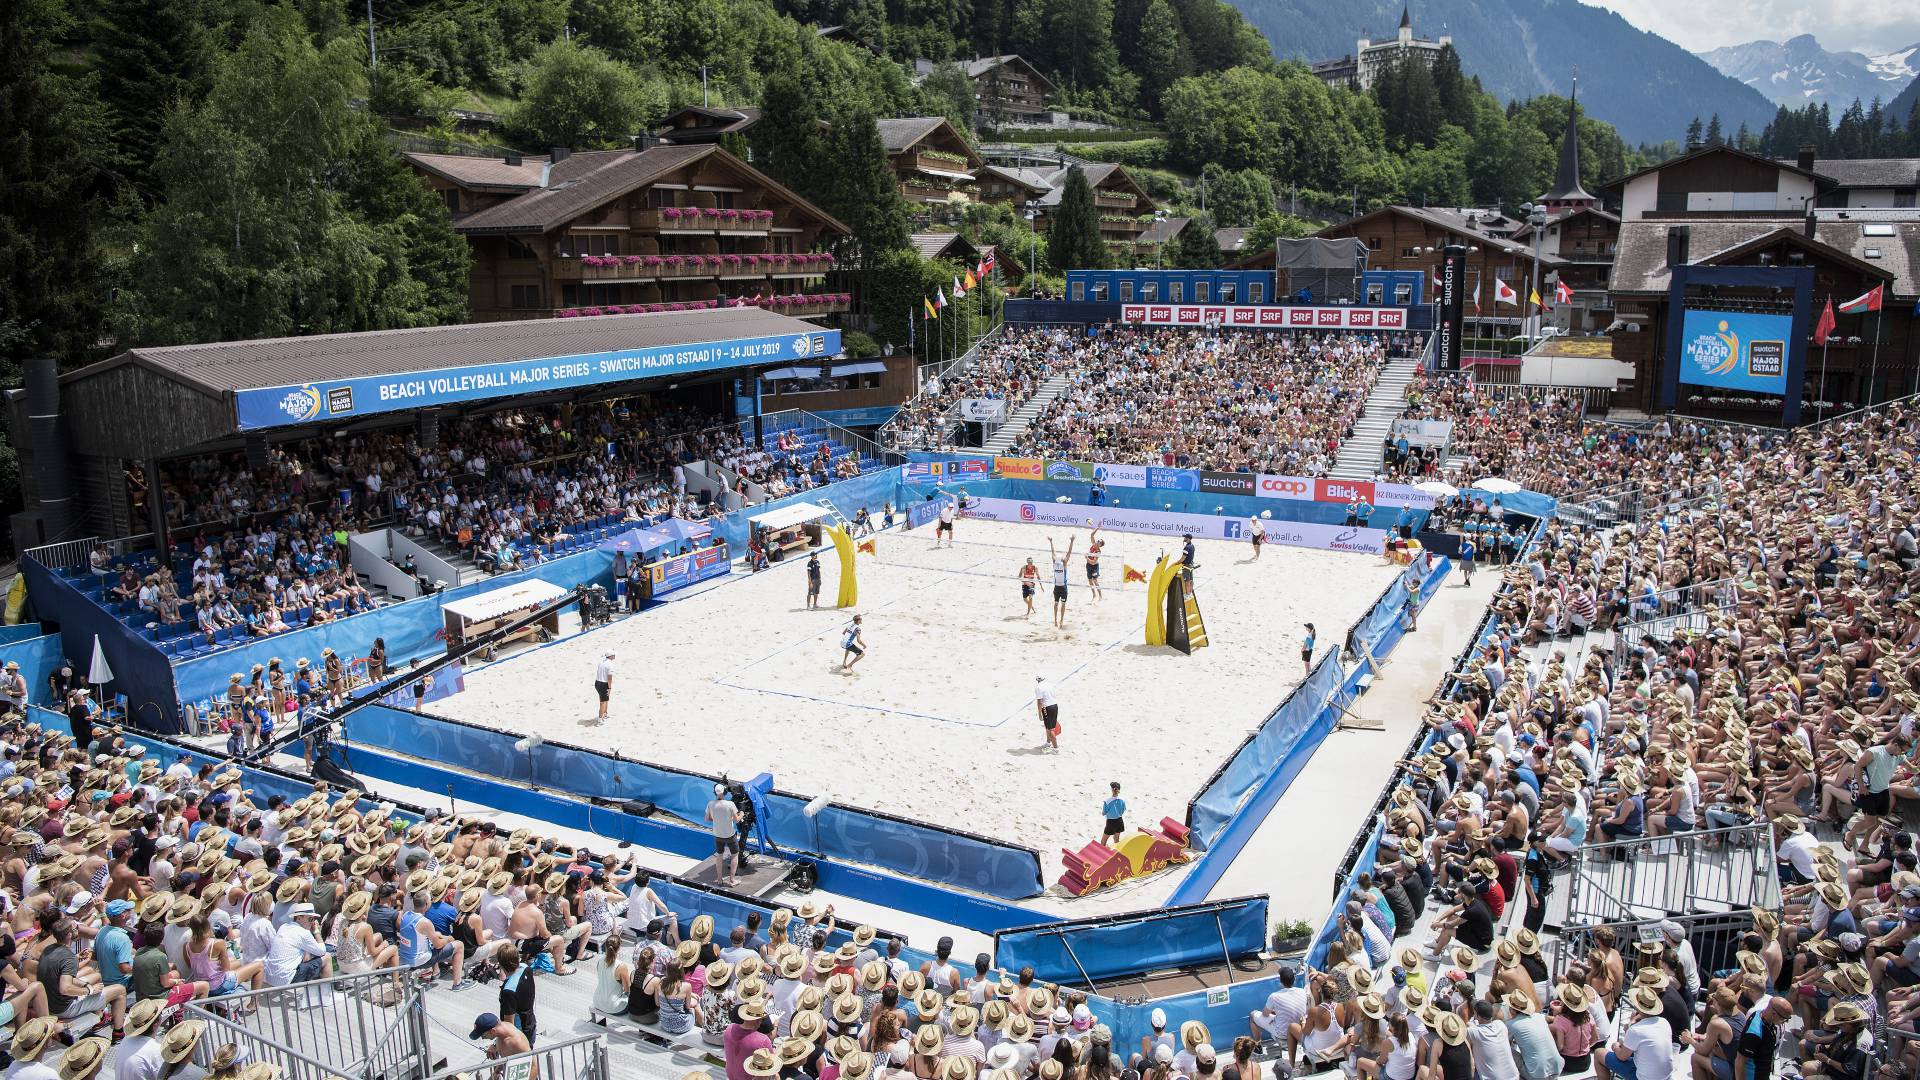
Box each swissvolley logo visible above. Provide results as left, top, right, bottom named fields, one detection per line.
left=277, top=385, right=325, bottom=423
left=1684, top=319, right=1741, bottom=379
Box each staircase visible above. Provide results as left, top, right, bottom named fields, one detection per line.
left=1328, top=358, right=1421, bottom=480
left=981, top=373, right=1071, bottom=454
left=408, top=536, right=486, bottom=588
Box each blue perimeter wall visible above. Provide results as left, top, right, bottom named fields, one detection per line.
left=20, top=560, right=182, bottom=731
left=0, top=632, right=69, bottom=711
left=994, top=897, right=1268, bottom=984
left=339, top=704, right=1047, bottom=903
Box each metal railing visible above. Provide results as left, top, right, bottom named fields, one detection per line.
left=23, top=535, right=101, bottom=571
left=426, top=1033, right=611, bottom=1080
left=1562, top=819, right=1779, bottom=930
left=878, top=326, right=1006, bottom=450
left=763, top=408, right=904, bottom=468
left=1803, top=389, right=1920, bottom=431
left=1612, top=601, right=1735, bottom=671
left=1551, top=908, right=1758, bottom=986
left=184, top=967, right=431, bottom=1080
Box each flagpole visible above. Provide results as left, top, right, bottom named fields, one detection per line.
left=1818, top=310, right=1830, bottom=422
left=1870, top=304, right=1884, bottom=407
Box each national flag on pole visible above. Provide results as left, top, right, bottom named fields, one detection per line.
left=964, top=268, right=979, bottom=290
left=924, top=297, right=938, bottom=319
left=1838, top=284, right=1883, bottom=314
left=1495, top=278, right=1518, bottom=306
left=1471, top=280, right=1481, bottom=313
left=1432, top=272, right=1443, bottom=295
left=1813, top=297, right=1836, bottom=346
left=1529, top=287, right=1545, bottom=309
left=952, top=276, right=967, bottom=299
left=935, top=288, right=947, bottom=310
left=982, top=253, right=996, bottom=273
left=1554, top=280, right=1573, bottom=304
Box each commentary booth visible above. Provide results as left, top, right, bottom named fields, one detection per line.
left=10, top=308, right=842, bottom=728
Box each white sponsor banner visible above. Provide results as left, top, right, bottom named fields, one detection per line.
left=1088, top=462, right=1148, bottom=488
left=1118, top=304, right=1410, bottom=331
left=1254, top=474, right=1315, bottom=501
left=1372, top=484, right=1439, bottom=510
left=958, top=497, right=1387, bottom=554
left=958, top=398, right=1006, bottom=422
left=1389, top=419, right=1454, bottom=449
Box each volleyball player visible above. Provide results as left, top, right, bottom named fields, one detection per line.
left=1084, top=527, right=1104, bottom=601
left=1018, top=557, right=1040, bottom=618
left=1048, top=536, right=1075, bottom=628
left=1249, top=516, right=1266, bottom=560
left=936, top=494, right=957, bottom=547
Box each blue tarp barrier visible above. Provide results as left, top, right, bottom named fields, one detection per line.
left=1186, top=654, right=1347, bottom=851
left=0, top=633, right=68, bottom=712
left=170, top=549, right=618, bottom=711
left=0, top=623, right=49, bottom=646
left=20, top=557, right=181, bottom=732
left=343, top=705, right=1046, bottom=901
left=993, top=897, right=1268, bottom=984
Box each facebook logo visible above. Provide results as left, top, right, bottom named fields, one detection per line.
left=1222, top=520, right=1243, bottom=539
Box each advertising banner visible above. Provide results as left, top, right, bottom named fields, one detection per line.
left=1438, top=246, right=1466, bottom=372
left=958, top=497, right=1387, bottom=554
left=947, top=457, right=993, bottom=479
left=994, top=457, right=1045, bottom=481
left=1254, top=474, right=1314, bottom=501
left=1044, top=460, right=1094, bottom=481
left=906, top=497, right=948, bottom=530
left=648, top=544, right=732, bottom=593
left=958, top=398, right=1007, bottom=422
left=1088, top=463, right=1148, bottom=488
left=1388, top=419, right=1454, bottom=449
left=1146, top=467, right=1199, bottom=492
left=1677, top=309, right=1792, bottom=395
left=1118, top=305, right=1409, bottom=331
left=1197, top=471, right=1257, bottom=495
left=234, top=329, right=842, bottom=431
left=903, top=461, right=946, bottom=484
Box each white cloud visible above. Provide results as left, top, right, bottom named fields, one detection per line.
left=1583, top=0, right=1920, bottom=56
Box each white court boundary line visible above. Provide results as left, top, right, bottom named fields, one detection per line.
left=712, top=539, right=1138, bottom=729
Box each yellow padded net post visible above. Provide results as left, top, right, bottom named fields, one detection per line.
left=823, top=526, right=858, bottom=608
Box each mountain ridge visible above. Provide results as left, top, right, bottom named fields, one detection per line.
left=1219, top=0, right=1778, bottom=144
left=1699, top=34, right=1919, bottom=112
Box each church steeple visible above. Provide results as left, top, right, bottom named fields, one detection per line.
left=1539, top=78, right=1596, bottom=211
left=1399, top=5, right=1411, bottom=29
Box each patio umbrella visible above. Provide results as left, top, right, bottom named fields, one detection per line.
left=1474, top=478, right=1523, bottom=494
left=1414, top=481, right=1458, bottom=497
left=654, top=517, right=712, bottom=542
left=597, top=529, right=652, bottom=553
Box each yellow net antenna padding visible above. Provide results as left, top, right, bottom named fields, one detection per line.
left=823, top=525, right=858, bottom=608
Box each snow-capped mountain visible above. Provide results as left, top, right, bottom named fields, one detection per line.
left=1700, top=34, right=1920, bottom=111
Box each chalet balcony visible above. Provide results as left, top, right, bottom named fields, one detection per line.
left=551, top=293, right=851, bottom=319
left=905, top=150, right=975, bottom=179
left=1099, top=214, right=1150, bottom=233
left=557, top=252, right=835, bottom=281
left=1094, top=192, right=1138, bottom=210
left=635, top=207, right=776, bottom=233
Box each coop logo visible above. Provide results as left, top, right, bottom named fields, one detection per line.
left=1258, top=476, right=1311, bottom=497
left=277, top=385, right=325, bottom=423
left=793, top=334, right=816, bottom=358
left=1018, top=503, right=1038, bottom=522
left=1683, top=320, right=1739, bottom=378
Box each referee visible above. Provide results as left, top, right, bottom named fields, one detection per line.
left=593, top=652, right=615, bottom=722
left=1100, top=783, right=1126, bottom=846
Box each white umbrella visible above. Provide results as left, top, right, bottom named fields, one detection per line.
left=1474, top=478, right=1523, bottom=495
left=88, top=635, right=114, bottom=712
left=1414, top=481, right=1458, bottom=497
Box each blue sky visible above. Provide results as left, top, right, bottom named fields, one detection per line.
left=1585, top=0, right=1920, bottom=56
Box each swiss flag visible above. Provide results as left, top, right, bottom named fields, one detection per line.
left=1494, top=279, right=1519, bottom=306
left=1554, top=280, right=1573, bottom=304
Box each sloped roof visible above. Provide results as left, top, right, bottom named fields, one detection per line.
left=1609, top=215, right=1919, bottom=296
left=1139, top=216, right=1190, bottom=245
left=876, top=118, right=948, bottom=152
left=978, top=165, right=1054, bottom=194
left=1215, top=227, right=1250, bottom=253
left=1792, top=157, right=1920, bottom=188
left=1600, top=143, right=1834, bottom=195
left=404, top=152, right=550, bottom=192
left=655, top=105, right=761, bottom=136
left=909, top=233, right=981, bottom=262
left=449, top=144, right=848, bottom=236
left=962, top=55, right=1056, bottom=91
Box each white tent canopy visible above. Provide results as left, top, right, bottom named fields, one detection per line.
left=441, top=578, right=570, bottom=625
left=749, top=502, right=834, bottom=532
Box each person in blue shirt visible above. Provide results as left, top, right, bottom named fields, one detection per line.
left=1458, top=535, right=1476, bottom=585
left=1100, top=783, right=1127, bottom=846
left=1355, top=499, right=1375, bottom=527
left=94, top=900, right=137, bottom=990
left=426, top=889, right=461, bottom=935
left=1301, top=623, right=1316, bottom=676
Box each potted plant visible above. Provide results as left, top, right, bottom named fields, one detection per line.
left=643, top=255, right=663, bottom=268
left=1271, top=919, right=1315, bottom=955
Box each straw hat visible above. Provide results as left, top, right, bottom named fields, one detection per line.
left=743, top=1049, right=781, bottom=1078
left=737, top=954, right=764, bottom=982
left=771, top=908, right=792, bottom=930
left=706, top=961, right=735, bottom=990
left=737, top=999, right=768, bottom=1023
left=791, top=1010, right=825, bottom=1043
left=777, top=953, right=807, bottom=980
left=1752, top=908, right=1780, bottom=934
left=10, top=1017, right=61, bottom=1062
left=859, top=960, right=888, bottom=991
left=832, top=993, right=863, bottom=1023
left=1513, top=928, right=1541, bottom=955
left=1400, top=984, right=1427, bottom=1011
left=1436, top=1014, right=1467, bottom=1046
left=811, top=951, right=837, bottom=977
left=826, top=1036, right=861, bottom=1063
left=838, top=1052, right=875, bottom=1080
left=797, top=899, right=823, bottom=921
left=1026, top=987, right=1052, bottom=1016
left=951, top=1005, right=981, bottom=1036
left=797, top=987, right=826, bottom=1016
left=275, top=877, right=306, bottom=903
left=1825, top=1001, right=1868, bottom=1026
left=1818, top=881, right=1849, bottom=908
left=983, top=999, right=1010, bottom=1029
left=852, top=924, right=876, bottom=947
left=139, top=892, right=175, bottom=924
left=1355, top=993, right=1386, bottom=1020
left=898, top=971, right=925, bottom=998
left=125, top=997, right=167, bottom=1037
left=1494, top=940, right=1520, bottom=968
left=1004, top=1014, right=1034, bottom=1043
left=737, top=977, right=769, bottom=1003
left=689, top=914, right=714, bottom=943
left=1833, top=963, right=1871, bottom=995
left=943, top=1060, right=976, bottom=1080
left=1037, top=1063, right=1063, bottom=1080
left=167, top=897, right=202, bottom=926
left=1181, top=1021, right=1210, bottom=1051
left=1503, top=990, right=1536, bottom=1015
left=1627, top=987, right=1663, bottom=1016
left=1556, top=984, right=1588, bottom=1012
left=915, top=988, right=942, bottom=1016
left=913, top=1026, right=945, bottom=1057
left=56, top=1037, right=111, bottom=1080
left=486, top=871, right=513, bottom=894
left=777, top=1037, right=815, bottom=1067
left=339, top=892, right=375, bottom=922
left=163, top=1020, right=208, bottom=1063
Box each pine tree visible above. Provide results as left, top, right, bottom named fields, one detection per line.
left=819, top=108, right=911, bottom=260
left=0, top=0, right=112, bottom=373
left=93, top=0, right=210, bottom=202
left=1136, top=0, right=1187, bottom=116
left=1171, top=211, right=1221, bottom=268
left=1704, top=114, right=1723, bottom=146
left=1684, top=116, right=1703, bottom=148
left=1734, top=122, right=1752, bottom=151
left=1046, top=166, right=1106, bottom=271
left=1432, top=45, right=1473, bottom=129
left=752, top=69, right=828, bottom=193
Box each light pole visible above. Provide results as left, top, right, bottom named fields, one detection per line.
left=1153, top=210, right=1167, bottom=270
left=1025, top=209, right=1039, bottom=297
left=1522, top=202, right=1548, bottom=342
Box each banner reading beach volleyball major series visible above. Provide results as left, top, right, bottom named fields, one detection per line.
left=958, top=497, right=1390, bottom=554
left=1118, top=304, right=1409, bottom=330
left=1677, top=308, right=1792, bottom=395
left=983, top=459, right=1436, bottom=510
